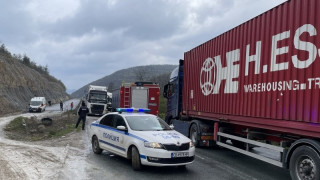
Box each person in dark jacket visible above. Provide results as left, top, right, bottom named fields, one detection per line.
left=76, top=101, right=89, bottom=130
left=60, top=101, right=63, bottom=111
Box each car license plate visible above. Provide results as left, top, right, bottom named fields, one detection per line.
left=171, top=152, right=189, bottom=158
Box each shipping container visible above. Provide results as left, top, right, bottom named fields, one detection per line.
left=183, top=0, right=320, bottom=138
left=163, top=0, right=320, bottom=179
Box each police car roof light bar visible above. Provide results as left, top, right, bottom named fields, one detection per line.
left=138, top=108, right=151, bottom=113
left=116, top=108, right=151, bottom=113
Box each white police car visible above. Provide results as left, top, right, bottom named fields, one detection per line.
left=89, top=108, right=195, bottom=170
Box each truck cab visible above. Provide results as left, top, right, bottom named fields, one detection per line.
left=86, top=85, right=110, bottom=115
left=163, top=60, right=184, bottom=124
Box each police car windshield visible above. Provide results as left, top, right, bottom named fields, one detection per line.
left=30, top=101, right=42, bottom=106
left=125, top=116, right=171, bottom=131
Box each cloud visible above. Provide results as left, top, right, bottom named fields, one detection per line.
left=25, top=0, right=80, bottom=23
left=0, top=0, right=287, bottom=91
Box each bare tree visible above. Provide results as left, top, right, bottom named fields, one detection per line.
left=149, top=73, right=171, bottom=94
left=134, top=66, right=149, bottom=81
left=108, top=82, right=114, bottom=92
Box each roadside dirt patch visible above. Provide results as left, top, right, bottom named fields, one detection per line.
left=4, top=111, right=79, bottom=142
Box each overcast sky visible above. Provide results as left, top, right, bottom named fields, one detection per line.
left=0, top=0, right=286, bottom=92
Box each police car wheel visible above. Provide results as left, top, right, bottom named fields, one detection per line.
left=190, top=124, right=199, bottom=147
left=92, top=136, right=102, bottom=154
left=132, top=146, right=141, bottom=171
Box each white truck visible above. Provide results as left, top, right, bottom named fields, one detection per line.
left=29, top=97, right=46, bottom=113
left=86, top=85, right=111, bottom=115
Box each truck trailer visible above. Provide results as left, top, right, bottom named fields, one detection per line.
left=112, top=82, right=160, bottom=115
left=85, top=85, right=111, bottom=115
left=163, top=0, right=320, bottom=180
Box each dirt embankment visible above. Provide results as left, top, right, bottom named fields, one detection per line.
left=4, top=112, right=78, bottom=141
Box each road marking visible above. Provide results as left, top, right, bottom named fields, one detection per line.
left=195, top=154, right=205, bottom=160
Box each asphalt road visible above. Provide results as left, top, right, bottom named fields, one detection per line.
left=46, top=99, right=81, bottom=112
left=84, top=115, right=291, bottom=180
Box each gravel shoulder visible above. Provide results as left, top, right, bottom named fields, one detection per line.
left=0, top=99, right=92, bottom=180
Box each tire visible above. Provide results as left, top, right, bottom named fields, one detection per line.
left=190, top=124, right=199, bottom=147
left=132, top=146, right=142, bottom=171
left=92, top=136, right=102, bottom=154
left=289, top=145, right=320, bottom=180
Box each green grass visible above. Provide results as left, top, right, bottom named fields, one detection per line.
left=48, top=124, right=75, bottom=138
left=158, top=96, right=167, bottom=119
left=4, top=116, right=26, bottom=131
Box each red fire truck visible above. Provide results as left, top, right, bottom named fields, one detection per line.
left=112, top=82, right=160, bottom=115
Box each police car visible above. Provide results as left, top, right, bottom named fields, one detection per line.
left=89, top=108, right=195, bottom=170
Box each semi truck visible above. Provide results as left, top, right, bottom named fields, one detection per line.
left=86, top=85, right=111, bottom=115
left=163, top=0, right=320, bottom=180
left=112, top=82, right=160, bottom=115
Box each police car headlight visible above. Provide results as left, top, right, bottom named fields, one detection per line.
left=190, top=141, right=194, bottom=148
left=144, top=142, right=164, bottom=149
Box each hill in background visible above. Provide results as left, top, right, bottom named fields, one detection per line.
left=71, top=64, right=177, bottom=98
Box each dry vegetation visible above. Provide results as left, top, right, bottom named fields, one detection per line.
left=4, top=111, right=80, bottom=141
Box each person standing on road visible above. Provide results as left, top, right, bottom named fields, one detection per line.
left=60, top=101, right=63, bottom=111
left=76, top=101, right=89, bottom=130
left=70, top=101, right=74, bottom=110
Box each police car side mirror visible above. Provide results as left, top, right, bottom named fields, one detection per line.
left=169, top=124, right=174, bottom=129
left=117, top=126, right=127, bottom=131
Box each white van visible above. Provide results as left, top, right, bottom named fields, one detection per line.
left=29, top=97, right=46, bottom=112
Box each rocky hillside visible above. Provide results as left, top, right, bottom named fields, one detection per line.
left=71, top=64, right=176, bottom=98
left=0, top=51, right=69, bottom=115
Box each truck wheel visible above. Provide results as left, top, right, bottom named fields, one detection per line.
left=132, top=146, right=142, bottom=171
left=190, top=124, right=199, bottom=147
left=289, top=145, right=320, bottom=180
left=92, top=136, right=102, bottom=154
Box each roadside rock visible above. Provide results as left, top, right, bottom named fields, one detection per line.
left=37, top=125, right=46, bottom=133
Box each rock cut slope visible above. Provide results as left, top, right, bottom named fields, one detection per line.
left=0, top=52, right=69, bottom=115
